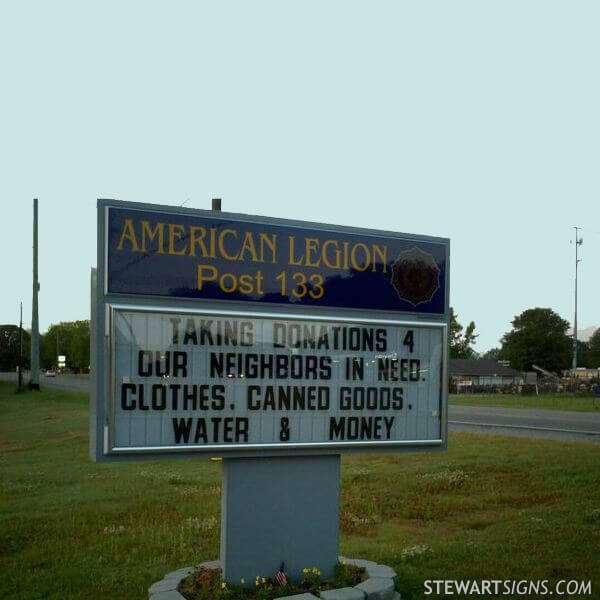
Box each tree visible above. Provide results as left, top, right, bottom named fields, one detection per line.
left=482, top=347, right=505, bottom=361
left=589, top=328, right=600, bottom=353
left=0, top=324, right=30, bottom=371
left=449, top=307, right=478, bottom=359
left=41, top=320, right=90, bottom=372
left=579, top=330, right=600, bottom=368
left=501, top=308, right=571, bottom=373
left=576, top=341, right=599, bottom=369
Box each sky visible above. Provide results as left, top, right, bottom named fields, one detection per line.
left=0, top=1, right=598, bottom=353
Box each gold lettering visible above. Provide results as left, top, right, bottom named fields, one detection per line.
left=116, top=218, right=140, bottom=252
left=288, top=236, right=304, bottom=266
left=239, top=274, right=254, bottom=295
left=259, top=233, right=277, bottom=263
left=309, top=273, right=325, bottom=299
left=197, top=264, right=218, bottom=290
left=305, top=238, right=320, bottom=267
left=140, top=220, right=165, bottom=253
left=220, top=273, right=237, bottom=293
left=209, top=227, right=217, bottom=258
left=168, top=224, right=187, bottom=256
left=218, top=229, right=239, bottom=260
left=189, top=226, right=209, bottom=257
left=350, top=242, right=370, bottom=271
left=343, top=242, right=350, bottom=269
left=256, top=270, right=264, bottom=295
left=322, top=239, right=341, bottom=269
left=373, top=244, right=388, bottom=273
left=239, top=232, right=259, bottom=262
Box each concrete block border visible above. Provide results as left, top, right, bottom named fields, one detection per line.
left=148, top=557, right=399, bottom=600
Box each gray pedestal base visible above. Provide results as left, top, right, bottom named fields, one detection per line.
left=220, top=455, right=340, bottom=583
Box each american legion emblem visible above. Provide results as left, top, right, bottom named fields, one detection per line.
left=391, top=247, right=440, bottom=306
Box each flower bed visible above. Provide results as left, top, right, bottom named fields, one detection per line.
left=179, top=562, right=365, bottom=600
left=148, top=558, right=399, bottom=600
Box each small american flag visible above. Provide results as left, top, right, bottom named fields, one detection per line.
left=275, top=563, right=287, bottom=588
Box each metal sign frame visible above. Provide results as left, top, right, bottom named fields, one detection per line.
left=91, top=199, right=450, bottom=461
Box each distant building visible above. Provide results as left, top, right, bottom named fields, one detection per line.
left=449, top=359, right=523, bottom=393
left=572, top=367, right=600, bottom=381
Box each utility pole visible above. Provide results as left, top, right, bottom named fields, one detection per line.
left=572, top=227, right=583, bottom=373
left=29, top=198, right=40, bottom=391
left=18, top=302, right=24, bottom=391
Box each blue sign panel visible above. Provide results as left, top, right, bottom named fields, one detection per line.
left=106, top=206, right=448, bottom=314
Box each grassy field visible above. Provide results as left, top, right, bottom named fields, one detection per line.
left=450, top=392, right=600, bottom=412
left=1, top=382, right=599, bottom=600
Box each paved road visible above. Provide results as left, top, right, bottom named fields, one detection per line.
left=0, top=371, right=90, bottom=394
left=449, top=404, right=600, bottom=443
left=2, top=372, right=599, bottom=443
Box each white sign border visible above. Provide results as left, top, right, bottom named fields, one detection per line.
left=106, top=303, right=448, bottom=455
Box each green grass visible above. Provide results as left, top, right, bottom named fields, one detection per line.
left=450, top=392, right=600, bottom=412
left=1, top=381, right=600, bottom=599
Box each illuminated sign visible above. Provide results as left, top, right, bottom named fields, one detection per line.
left=108, top=308, right=444, bottom=453
left=91, top=200, right=449, bottom=460
left=106, top=207, right=447, bottom=314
